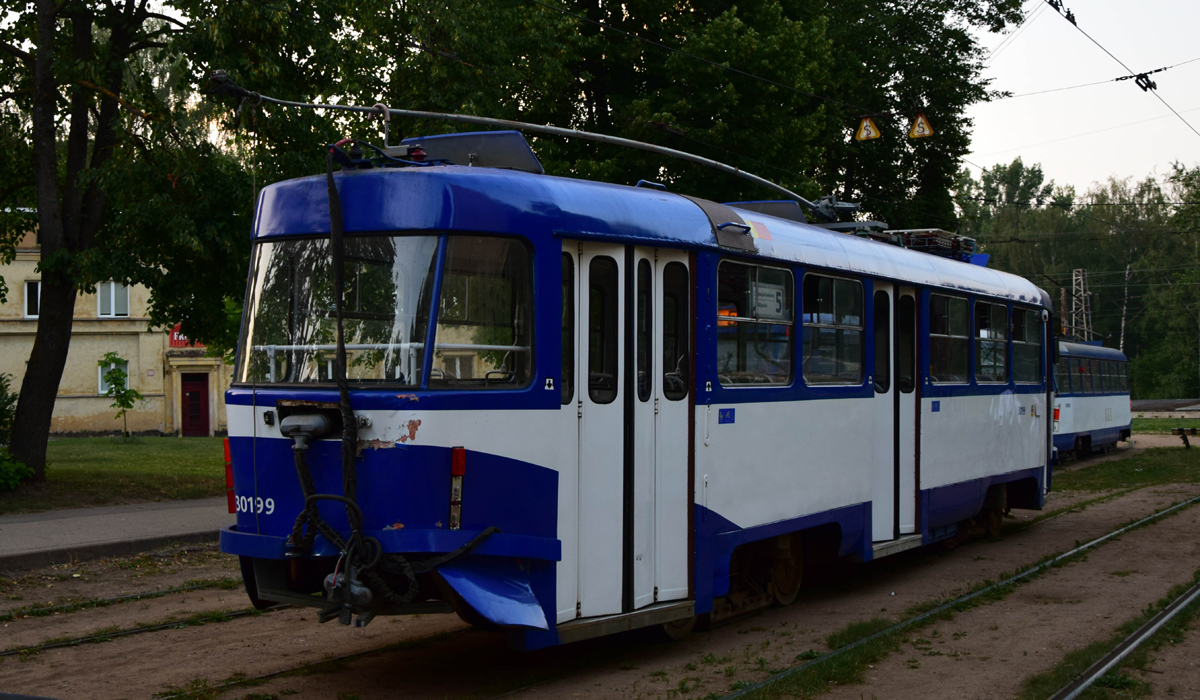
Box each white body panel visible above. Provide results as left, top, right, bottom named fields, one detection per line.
left=698, top=399, right=875, bottom=529
left=1053, top=393, right=1131, bottom=443
left=920, top=392, right=1046, bottom=490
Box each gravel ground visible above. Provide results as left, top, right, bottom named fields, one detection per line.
left=1, top=466, right=1198, bottom=699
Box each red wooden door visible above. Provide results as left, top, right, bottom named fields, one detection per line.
left=181, top=373, right=210, bottom=437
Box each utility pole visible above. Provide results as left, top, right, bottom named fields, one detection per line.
left=1119, top=264, right=1131, bottom=352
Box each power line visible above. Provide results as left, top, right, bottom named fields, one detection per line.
left=987, top=2, right=1048, bottom=65
left=997, top=56, right=1200, bottom=100
left=1043, top=1, right=1200, bottom=140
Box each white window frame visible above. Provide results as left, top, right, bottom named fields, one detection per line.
left=97, top=281, right=130, bottom=318
left=98, top=360, right=129, bottom=395
left=24, top=280, right=40, bottom=318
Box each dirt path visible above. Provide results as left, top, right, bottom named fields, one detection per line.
left=819, top=497, right=1200, bottom=700
left=1143, top=615, right=1200, bottom=698
left=2, top=482, right=1197, bottom=700
left=141, top=483, right=1197, bottom=700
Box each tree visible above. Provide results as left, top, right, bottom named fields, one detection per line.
left=0, top=0, right=251, bottom=480
left=99, top=351, right=144, bottom=438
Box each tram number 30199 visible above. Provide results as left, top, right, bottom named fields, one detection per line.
left=235, top=495, right=275, bottom=515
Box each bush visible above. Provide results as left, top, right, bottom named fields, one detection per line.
left=0, top=372, right=16, bottom=446
left=0, top=449, right=32, bottom=491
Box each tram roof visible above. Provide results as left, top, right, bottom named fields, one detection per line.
left=1058, top=341, right=1127, bottom=361
left=255, top=165, right=1050, bottom=307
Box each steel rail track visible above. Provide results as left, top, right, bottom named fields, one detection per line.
left=720, top=491, right=1200, bottom=699
left=0, top=579, right=240, bottom=623
left=0, top=605, right=286, bottom=658
left=1048, top=578, right=1200, bottom=700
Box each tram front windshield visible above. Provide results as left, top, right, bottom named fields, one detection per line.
left=236, top=234, right=533, bottom=388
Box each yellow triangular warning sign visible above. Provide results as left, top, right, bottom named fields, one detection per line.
left=855, top=116, right=882, bottom=141
left=908, top=112, right=934, bottom=139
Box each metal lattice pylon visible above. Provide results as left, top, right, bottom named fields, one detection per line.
left=1067, top=269, right=1094, bottom=341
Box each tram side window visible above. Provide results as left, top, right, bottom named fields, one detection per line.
left=1101, top=361, right=1112, bottom=392
left=717, top=261, right=794, bottom=386
left=1055, top=356, right=1071, bottom=394
left=1080, top=359, right=1094, bottom=393
left=561, top=254, right=574, bottom=405
left=1120, top=362, right=1129, bottom=392
left=662, top=262, right=690, bottom=401
left=431, top=236, right=534, bottom=390
left=589, top=257, right=620, bottom=403
left=975, top=302, right=1008, bottom=383
left=1012, top=309, right=1041, bottom=383
left=801, top=275, right=864, bottom=384
left=929, top=294, right=969, bottom=383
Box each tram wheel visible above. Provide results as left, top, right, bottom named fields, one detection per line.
left=769, top=534, right=804, bottom=607
left=238, top=556, right=275, bottom=611
left=661, top=614, right=697, bottom=641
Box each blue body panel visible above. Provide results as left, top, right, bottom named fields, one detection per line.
left=438, top=558, right=549, bottom=630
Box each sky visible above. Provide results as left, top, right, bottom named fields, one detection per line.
left=964, top=0, right=1200, bottom=194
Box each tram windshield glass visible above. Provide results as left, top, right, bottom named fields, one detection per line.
left=237, top=235, right=440, bottom=385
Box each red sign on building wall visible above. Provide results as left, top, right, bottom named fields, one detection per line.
left=170, top=324, right=205, bottom=349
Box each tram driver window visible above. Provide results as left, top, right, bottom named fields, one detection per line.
left=801, top=275, right=864, bottom=384
left=430, top=235, right=534, bottom=389
left=929, top=295, right=969, bottom=383
left=1012, top=308, right=1041, bottom=383
left=716, top=261, right=794, bottom=386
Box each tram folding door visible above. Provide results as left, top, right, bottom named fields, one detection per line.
left=870, top=283, right=919, bottom=542
left=569, top=242, right=690, bottom=620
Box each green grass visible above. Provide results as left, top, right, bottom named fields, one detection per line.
left=1052, top=447, right=1200, bottom=492
left=1132, top=417, right=1200, bottom=434
left=0, top=437, right=226, bottom=515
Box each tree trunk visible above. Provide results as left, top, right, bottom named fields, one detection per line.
left=10, top=281, right=77, bottom=479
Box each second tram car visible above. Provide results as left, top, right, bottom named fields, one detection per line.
left=220, top=131, right=1055, bottom=650
left=1053, top=341, right=1132, bottom=459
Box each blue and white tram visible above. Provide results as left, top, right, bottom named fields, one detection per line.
left=1052, top=341, right=1132, bottom=459
left=220, top=132, right=1054, bottom=650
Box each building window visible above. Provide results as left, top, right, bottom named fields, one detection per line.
left=98, top=359, right=129, bottom=394
left=929, top=294, right=969, bottom=383
left=24, top=281, right=39, bottom=318
left=98, top=281, right=130, bottom=318
left=800, top=274, right=863, bottom=385
left=717, top=261, right=794, bottom=386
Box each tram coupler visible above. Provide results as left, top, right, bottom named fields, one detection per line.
left=322, top=565, right=373, bottom=626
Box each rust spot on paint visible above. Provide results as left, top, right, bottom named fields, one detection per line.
left=358, top=438, right=397, bottom=452
left=396, top=394, right=419, bottom=402
left=397, top=419, right=422, bottom=443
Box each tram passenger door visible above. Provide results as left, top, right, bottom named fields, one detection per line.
left=895, top=288, right=918, bottom=535
left=576, top=243, right=626, bottom=618
left=573, top=242, right=691, bottom=619
left=872, top=284, right=919, bottom=542
left=871, top=285, right=896, bottom=542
